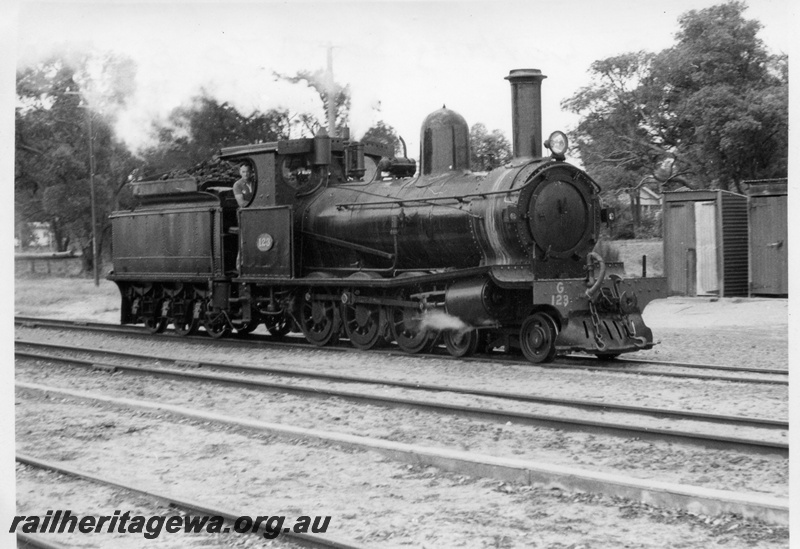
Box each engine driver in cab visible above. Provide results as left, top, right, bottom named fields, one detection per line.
left=233, top=163, right=254, bottom=208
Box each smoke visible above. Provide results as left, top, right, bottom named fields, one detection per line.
left=418, top=310, right=470, bottom=333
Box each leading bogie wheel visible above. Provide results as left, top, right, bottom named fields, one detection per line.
left=443, top=329, right=479, bottom=358
left=519, top=313, right=557, bottom=363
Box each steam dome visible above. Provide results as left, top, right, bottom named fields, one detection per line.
left=419, top=107, right=470, bottom=175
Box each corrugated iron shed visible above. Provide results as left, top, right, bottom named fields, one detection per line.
left=746, top=179, right=788, bottom=296
left=662, top=190, right=748, bottom=297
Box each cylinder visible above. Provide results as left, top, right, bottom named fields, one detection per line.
left=505, top=69, right=547, bottom=159
left=445, top=279, right=509, bottom=326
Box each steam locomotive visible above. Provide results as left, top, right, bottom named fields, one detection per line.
left=109, top=68, right=666, bottom=363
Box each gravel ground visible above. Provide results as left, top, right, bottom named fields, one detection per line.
left=14, top=390, right=790, bottom=548
left=15, top=327, right=788, bottom=421
left=12, top=343, right=788, bottom=441
left=638, top=298, right=788, bottom=370
left=16, top=465, right=307, bottom=548
left=15, top=353, right=788, bottom=498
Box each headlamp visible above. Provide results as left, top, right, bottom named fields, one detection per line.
left=544, top=131, right=568, bottom=158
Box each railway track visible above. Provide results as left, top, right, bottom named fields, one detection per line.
left=15, top=382, right=790, bottom=526
left=16, top=454, right=365, bottom=549
left=15, top=340, right=788, bottom=456
left=16, top=316, right=789, bottom=385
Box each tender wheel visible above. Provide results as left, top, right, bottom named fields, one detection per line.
left=144, top=314, right=167, bottom=334
left=234, top=319, right=260, bottom=335
left=342, top=300, right=384, bottom=350
left=520, top=313, right=557, bottom=363
left=443, top=329, right=479, bottom=358
left=203, top=310, right=231, bottom=339
left=388, top=305, right=437, bottom=354
left=299, top=289, right=339, bottom=346
left=173, top=300, right=199, bottom=337
left=173, top=316, right=199, bottom=337
left=264, top=314, right=293, bottom=338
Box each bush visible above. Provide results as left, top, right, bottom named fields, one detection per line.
left=593, top=240, right=621, bottom=262
left=600, top=196, right=662, bottom=240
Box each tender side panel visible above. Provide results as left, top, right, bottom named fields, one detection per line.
left=111, top=206, right=220, bottom=278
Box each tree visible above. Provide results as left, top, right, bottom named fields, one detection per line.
left=563, top=1, right=787, bottom=194
left=274, top=68, right=351, bottom=136
left=361, top=121, right=401, bottom=156
left=15, top=54, right=139, bottom=271
left=469, top=123, right=512, bottom=172
left=140, top=94, right=292, bottom=174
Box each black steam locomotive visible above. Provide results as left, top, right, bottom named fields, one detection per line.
left=109, top=69, right=666, bottom=363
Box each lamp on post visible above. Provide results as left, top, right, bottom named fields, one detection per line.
left=64, top=90, right=100, bottom=287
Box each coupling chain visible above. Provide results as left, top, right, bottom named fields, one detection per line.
left=625, top=314, right=637, bottom=337
left=588, top=300, right=606, bottom=351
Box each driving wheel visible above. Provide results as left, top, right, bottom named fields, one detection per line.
left=342, top=299, right=384, bottom=350
left=388, top=304, right=437, bottom=354
left=299, top=289, right=339, bottom=346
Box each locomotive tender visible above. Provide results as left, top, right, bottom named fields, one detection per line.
left=109, top=69, right=667, bottom=363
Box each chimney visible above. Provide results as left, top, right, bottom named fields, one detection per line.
left=505, top=69, right=547, bottom=159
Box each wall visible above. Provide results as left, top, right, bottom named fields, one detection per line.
left=15, top=256, right=85, bottom=277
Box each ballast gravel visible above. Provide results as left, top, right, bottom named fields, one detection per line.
left=14, top=356, right=788, bottom=498
left=14, top=391, right=789, bottom=548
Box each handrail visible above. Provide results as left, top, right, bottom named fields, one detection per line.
left=335, top=187, right=521, bottom=210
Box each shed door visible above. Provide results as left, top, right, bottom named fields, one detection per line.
left=664, top=202, right=696, bottom=295
left=694, top=201, right=718, bottom=295
left=750, top=195, right=788, bottom=295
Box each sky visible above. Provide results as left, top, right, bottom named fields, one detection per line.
left=7, top=0, right=794, bottom=160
